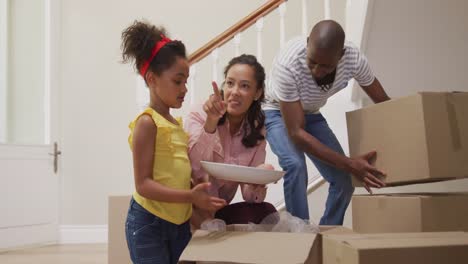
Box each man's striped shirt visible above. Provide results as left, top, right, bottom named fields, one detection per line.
left=263, top=37, right=375, bottom=113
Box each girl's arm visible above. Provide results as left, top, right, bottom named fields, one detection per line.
left=132, top=114, right=226, bottom=210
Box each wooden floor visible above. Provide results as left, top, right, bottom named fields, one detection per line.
left=0, top=244, right=107, bottom=264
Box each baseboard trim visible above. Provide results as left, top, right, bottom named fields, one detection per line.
left=59, top=225, right=108, bottom=244
left=0, top=224, right=57, bottom=249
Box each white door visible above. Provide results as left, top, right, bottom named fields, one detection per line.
left=0, top=0, right=61, bottom=249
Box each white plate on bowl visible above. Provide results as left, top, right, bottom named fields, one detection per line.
left=200, top=161, right=285, bottom=185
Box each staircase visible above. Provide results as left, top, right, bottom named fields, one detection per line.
left=137, top=0, right=374, bottom=211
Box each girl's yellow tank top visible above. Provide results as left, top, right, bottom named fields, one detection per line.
left=128, top=107, right=192, bottom=224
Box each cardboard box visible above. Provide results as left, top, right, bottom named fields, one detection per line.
left=323, top=232, right=468, bottom=264
left=108, top=195, right=132, bottom=264
left=179, top=225, right=353, bottom=264
left=346, top=92, right=468, bottom=186
left=352, top=193, right=468, bottom=233
left=109, top=196, right=353, bottom=264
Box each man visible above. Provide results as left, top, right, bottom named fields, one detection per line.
left=263, top=20, right=390, bottom=225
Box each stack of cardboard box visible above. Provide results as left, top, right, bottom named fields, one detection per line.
left=108, top=93, right=468, bottom=264
left=319, top=92, right=468, bottom=263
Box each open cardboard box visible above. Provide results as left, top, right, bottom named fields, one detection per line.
left=179, top=225, right=353, bottom=264
left=109, top=196, right=353, bottom=264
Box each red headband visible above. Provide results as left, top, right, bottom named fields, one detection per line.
left=139, top=34, right=172, bottom=78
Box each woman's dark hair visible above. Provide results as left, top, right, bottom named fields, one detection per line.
left=121, top=20, right=186, bottom=78
left=219, top=54, right=266, bottom=148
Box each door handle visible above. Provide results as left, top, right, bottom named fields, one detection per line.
left=48, top=142, right=61, bottom=174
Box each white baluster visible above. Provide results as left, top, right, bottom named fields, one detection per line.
left=211, top=48, right=219, bottom=83
left=324, top=0, right=331, bottom=20
left=234, top=33, right=241, bottom=57
left=301, top=0, right=309, bottom=37
left=279, top=2, right=287, bottom=48
left=189, top=64, right=197, bottom=105
left=255, top=17, right=264, bottom=63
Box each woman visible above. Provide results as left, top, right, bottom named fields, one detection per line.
left=185, top=54, right=277, bottom=228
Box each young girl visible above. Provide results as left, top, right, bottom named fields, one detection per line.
left=121, top=21, right=226, bottom=264
left=185, top=54, right=277, bottom=228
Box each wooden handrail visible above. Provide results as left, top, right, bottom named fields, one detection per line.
left=188, top=0, right=287, bottom=65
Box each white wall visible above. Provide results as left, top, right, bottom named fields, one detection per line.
left=59, top=0, right=344, bottom=225
left=365, top=0, right=468, bottom=99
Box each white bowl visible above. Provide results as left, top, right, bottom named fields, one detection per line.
left=200, top=161, right=285, bottom=185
